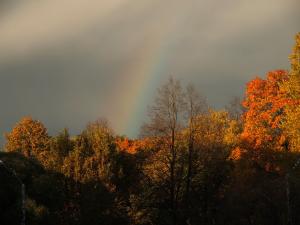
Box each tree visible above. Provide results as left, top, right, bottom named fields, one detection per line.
left=63, top=119, right=116, bottom=187
left=225, top=96, right=244, bottom=121
left=281, top=33, right=300, bottom=152
left=282, top=32, right=300, bottom=99
left=184, top=84, right=207, bottom=220
left=54, top=128, right=73, bottom=158
left=0, top=151, right=68, bottom=225
left=61, top=120, right=129, bottom=225
left=241, top=70, right=288, bottom=151
left=84, top=119, right=116, bottom=183
left=5, top=117, right=50, bottom=163
left=142, top=77, right=186, bottom=225
left=46, top=128, right=74, bottom=172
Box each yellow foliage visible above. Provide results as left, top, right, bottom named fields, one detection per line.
left=280, top=33, right=300, bottom=152
left=5, top=116, right=50, bottom=161
left=194, top=109, right=240, bottom=149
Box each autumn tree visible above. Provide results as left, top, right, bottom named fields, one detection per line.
left=241, top=70, right=288, bottom=151
left=5, top=117, right=50, bottom=163
left=281, top=32, right=300, bottom=152
left=45, top=128, right=74, bottom=172
left=61, top=120, right=131, bottom=224
left=184, top=84, right=207, bottom=220
left=184, top=110, right=237, bottom=224
left=54, top=128, right=73, bottom=158
left=63, top=119, right=117, bottom=187
left=142, top=77, right=186, bottom=225
left=278, top=32, right=300, bottom=225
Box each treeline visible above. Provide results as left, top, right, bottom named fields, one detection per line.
left=0, top=33, right=299, bottom=225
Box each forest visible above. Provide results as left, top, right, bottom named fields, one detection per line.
left=0, top=33, right=299, bottom=225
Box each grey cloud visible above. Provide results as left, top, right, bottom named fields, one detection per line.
left=0, top=0, right=299, bottom=146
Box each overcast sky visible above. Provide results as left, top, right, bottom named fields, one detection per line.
left=0, top=0, right=299, bottom=145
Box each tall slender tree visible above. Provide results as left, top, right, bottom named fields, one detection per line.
left=184, top=84, right=207, bottom=218
left=143, top=77, right=185, bottom=225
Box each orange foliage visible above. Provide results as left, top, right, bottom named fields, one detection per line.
left=241, top=70, right=289, bottom=150
left=116, top=138, right=138, bottom=154
left=116, top=137, right=155, bottom=154
left=229, top=147, right=244, bottom=160
left=5, top=116, right=50, bottom=158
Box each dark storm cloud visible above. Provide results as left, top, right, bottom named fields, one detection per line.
left=0, top=0, right=299, bottom=145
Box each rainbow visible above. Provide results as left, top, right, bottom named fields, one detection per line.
left=108, top=4, right=187, bottom=137
left=114, top=26, right=180, bottom=137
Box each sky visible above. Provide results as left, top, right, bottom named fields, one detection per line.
left=0, top=0, right=299, bottom=144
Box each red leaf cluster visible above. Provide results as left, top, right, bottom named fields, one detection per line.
left=241, top=70, right=289, bottom=150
